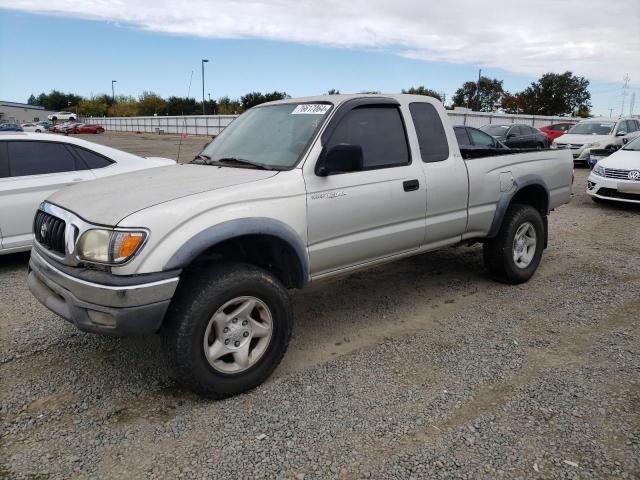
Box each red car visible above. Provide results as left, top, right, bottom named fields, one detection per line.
left=539, top=122, right=575, bottom=141
left=71, top=123, right=105, bottom=134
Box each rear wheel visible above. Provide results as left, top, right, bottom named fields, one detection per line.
left=483, top=203, right=544, bottom=284
left=161, top=263, right=293, bottom=399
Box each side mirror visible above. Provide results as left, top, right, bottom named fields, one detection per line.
left=616, top=131, right=627, bottom=137
left=623, top=137, right=629, bottom=144
left=316, top=144, right=363, bottom=176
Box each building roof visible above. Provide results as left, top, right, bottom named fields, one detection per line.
left=0, top=101, right=46, bottom=110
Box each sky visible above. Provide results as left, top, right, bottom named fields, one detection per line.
left=1, top=1, right=639, bottom=117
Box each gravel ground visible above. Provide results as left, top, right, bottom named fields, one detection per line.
left=1, top=135, right=639, bottom=479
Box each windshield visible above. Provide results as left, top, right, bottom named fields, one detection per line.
left=480, top=125, right=510, bottom=136
left=567, top=121, right=614, bottom=135
left=622, top=136, right=640, bottom=151
left=196, top=103, right=332, bottom=169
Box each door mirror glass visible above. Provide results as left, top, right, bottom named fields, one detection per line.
left=316, top=144, right=363, bottom=176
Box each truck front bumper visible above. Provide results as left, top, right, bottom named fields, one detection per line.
left=28, top=249, right=180, bottom=336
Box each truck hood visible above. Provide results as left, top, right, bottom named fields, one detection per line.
left=47, top=164, right=278, bottom=225
left=555, top=133, right=613, bottom=145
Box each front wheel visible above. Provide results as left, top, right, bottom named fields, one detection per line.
left=161, top=263, right=293, bottom=399
left=483, top=203, right=544, bottom=284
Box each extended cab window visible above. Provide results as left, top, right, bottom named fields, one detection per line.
left=326, top=106, right=410, bottom=169
left=72, top=146, right=114, bottom=169
left=409, top=102, right=449, bottom=162
left=7, top=141, right=76, bottom=177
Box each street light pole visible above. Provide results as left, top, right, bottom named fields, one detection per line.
left=201, top=59, right=209, bottom=115
left=111, top=80, right=117, bottom=102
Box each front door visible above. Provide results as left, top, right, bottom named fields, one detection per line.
left=304, top=103, right=426, bottom=277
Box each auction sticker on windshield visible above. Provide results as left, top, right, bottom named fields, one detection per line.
left=292, top=104, right=331, bottom=114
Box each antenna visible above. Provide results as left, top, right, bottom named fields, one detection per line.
left=620, top=74, right=630, bottom=118
left=177, top=70, right=194, bottom=163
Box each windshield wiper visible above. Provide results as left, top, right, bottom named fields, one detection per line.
left=216, top=157, right=273, bottom=170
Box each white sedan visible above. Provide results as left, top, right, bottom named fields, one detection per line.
left=0, top=132, right=175, bottom=254
left=587, top=136, right=640, bottom=205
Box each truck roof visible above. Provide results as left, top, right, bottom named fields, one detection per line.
left=260, top=93, right=443, bottom=107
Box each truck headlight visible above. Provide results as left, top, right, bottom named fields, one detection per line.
left=77, top=229, right=147, bottom=264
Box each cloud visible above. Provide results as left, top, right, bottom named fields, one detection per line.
left=4, top=0, right=639, bottom=83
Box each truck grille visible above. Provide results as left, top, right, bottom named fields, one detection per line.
left=34, top=210, right=66, bottom=255
left=603, top=168, right=640, bottom=181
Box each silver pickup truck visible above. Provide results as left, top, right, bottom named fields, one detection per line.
left=27, top=94, right=573, bottom=398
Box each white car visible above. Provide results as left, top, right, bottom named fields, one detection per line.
left=554, top=117, right=640, bottom=164
left=21, top=122, right=48, bottom=133
left=47, top=111, right=77, bottom=122
left=587, top=135, right=640, bottom=204
left=0, top=132, right=175, bottom=254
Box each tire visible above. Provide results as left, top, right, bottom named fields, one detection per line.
left=161, top=262, right=293, bottom=399
left=35, top=129, right=41, bottom=133
left=483, top=203, right=545, bottom=284
left=536, top=142, right=545, bottom=150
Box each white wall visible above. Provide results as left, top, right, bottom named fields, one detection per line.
left=84, top=111, right=579, bottom=136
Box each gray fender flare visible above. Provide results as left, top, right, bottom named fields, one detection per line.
left=487, top=174, right=550, bottom=239
left=164, top=218, right=310, bottom=286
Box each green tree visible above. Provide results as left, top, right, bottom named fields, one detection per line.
left=452, top=77, right=504, bottom=112
left=401, top=86, right=442, bottom=101
left=30, top=90, right=84, bottom=111
left=164, top=96, right=200, bottom=115
left=107, top=95, right=138, bottom=117
left=515, top=72, right=591, bottom=116
left=78, top=96, right=109, bottom=117
left=217, top=96, right=242, bottom=114
left=325, top=89, right=340, bottom=95
left=240, top=91, right=289, bottom=110
left=137, top=91, right=167, bottom=116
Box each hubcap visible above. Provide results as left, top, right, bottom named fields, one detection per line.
left=512, top=222, right=537, bottom=269
left=203, top=296, right=273, bottom=374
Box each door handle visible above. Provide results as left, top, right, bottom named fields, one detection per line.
left=403, top=179, right=419, bottom=192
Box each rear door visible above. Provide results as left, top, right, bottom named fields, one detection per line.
left=0, top=140, right=95, bottom=251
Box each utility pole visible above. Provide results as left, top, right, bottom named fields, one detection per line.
left=111, top=80, right=117, bottom=102
left=630, top=92, right=636, bottom=116
left=609, top=108, right=614, bottom=118
left=620, top=74, right=630, bottom=118
left=201, top=59, right=209, bottom=115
